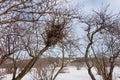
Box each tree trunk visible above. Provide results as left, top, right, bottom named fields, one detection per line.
left=85, top=42, right=96, bottom=80
left=88, top=67, right=96, bottom=80
left=12, top=46, right=48, bottom=80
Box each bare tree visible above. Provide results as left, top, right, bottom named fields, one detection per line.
left=0, top=0, right=76, bottom=80
left=91, top=21, right=120, bottom=80
left=77, top=6, right=120, bottom=80
left=30, top=45, right=66, bottom=80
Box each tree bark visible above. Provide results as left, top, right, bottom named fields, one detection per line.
left=12, top=46, right=48, bottom=80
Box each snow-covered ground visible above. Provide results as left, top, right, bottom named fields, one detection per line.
left=56, top=67, right=101, bottom=80
left=1, top=66, right=120, bottom=80
left=56, top=66, right=120, bottom=80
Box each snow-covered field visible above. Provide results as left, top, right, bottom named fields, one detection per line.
left=56, top=67, right=101, bottom=80
left=1, top=66, right=120, bottom=80
left=56, top=67, right=120, bottom=80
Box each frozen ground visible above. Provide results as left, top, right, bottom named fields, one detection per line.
left=56, top=67, right=101, bottom=80
left=56, top=66, right=120, bottom=80
left=1, top=66, right=120, bottom=80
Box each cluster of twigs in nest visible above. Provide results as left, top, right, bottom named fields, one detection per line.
left=45, top=23, right=67, bottom=47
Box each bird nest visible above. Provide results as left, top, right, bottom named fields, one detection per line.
left=45, top=23, right=67, bottom=47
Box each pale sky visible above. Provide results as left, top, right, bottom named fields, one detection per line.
left=69, top=0, right=120, bottom=36
left=67, top=0, right=120, bottom=56
left=70, top=0, right=120, bottom=13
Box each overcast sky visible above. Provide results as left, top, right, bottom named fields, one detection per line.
left=70, top=0, right=120, bottom=13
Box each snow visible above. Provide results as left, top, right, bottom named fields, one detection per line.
left=56, top=67, right=102, bottom=80
left=113, top=67, right=120, bottom=80
left=1, top=66, right=120, bottom=80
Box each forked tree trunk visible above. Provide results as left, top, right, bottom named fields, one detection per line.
left=12, top=46, right=48, bottom=80
left=85, top=58, right=96, bottom=80
left=85, top=42, right=96, bottom=80
left=52, top=47, right=65, bottom=80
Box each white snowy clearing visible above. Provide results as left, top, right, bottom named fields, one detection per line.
left=56, top=67, right=120, bottom=80
left=2, top=66, right=120, bottom=80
